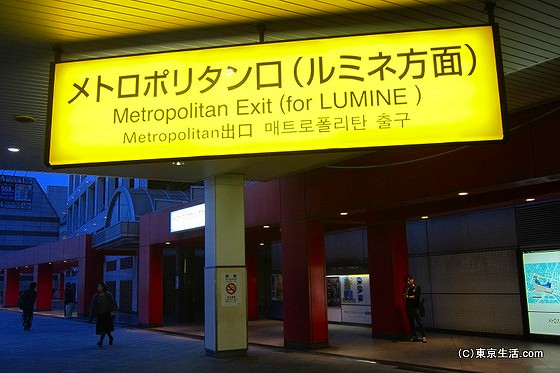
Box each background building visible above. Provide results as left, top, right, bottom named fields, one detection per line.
left=64, top=175, right=203, bottom=313
left=0, top=175, right=63, bottom=302
left=0, top=175, right=61, bottom=252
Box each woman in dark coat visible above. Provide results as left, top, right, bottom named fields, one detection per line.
left=89, top=282, right=118, bottom=347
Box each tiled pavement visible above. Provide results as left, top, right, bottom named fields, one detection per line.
left=3, top=308, right=560, bottom=372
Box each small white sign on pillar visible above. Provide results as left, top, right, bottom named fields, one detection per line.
left=222, top=272, right=242, bottom=307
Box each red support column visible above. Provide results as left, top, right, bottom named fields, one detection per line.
left=246, top=244, right=258, bottom=320
left=59, top=273, right=66, bottom=300
left=4, top=268, right=20, bottom=307
left=367, top=221, right=409, bottom=337
left=281, top=175, right=328, bottom=349
left=35, top=263, right=53, bottom=311
left=77, top=237, right=104, bottom=317
left=138, top=243, right=163, bottom=326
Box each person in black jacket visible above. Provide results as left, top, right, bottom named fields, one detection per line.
left=64, top=282, right=76, bottom=318
left=89, top=282, right=118, bottom=348
left=404, top=274, right=427, bottom=343
left=18, top=282, right=38, bottom=331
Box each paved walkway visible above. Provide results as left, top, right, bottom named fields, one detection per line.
left=2, top=308, right=560, bottom=372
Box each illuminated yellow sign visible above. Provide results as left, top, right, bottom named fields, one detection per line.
left=48, top=25, right=505, bottom=166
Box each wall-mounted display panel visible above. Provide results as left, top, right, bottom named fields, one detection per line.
left=327, top=274, right=371, bottom=325
left=522, top=250, right=560, bottom=336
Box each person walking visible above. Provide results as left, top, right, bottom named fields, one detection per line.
left=89, top=282, right=118, bottom=348
left=64, top=282, right=76, bottom=318
left=404, top=274, right=427, bottom=343
left=17, top=282, right=38, bottom=331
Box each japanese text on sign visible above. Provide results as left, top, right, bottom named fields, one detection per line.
left=222, top=273, right=242, bottom=307
left=49, top=25, right=505, bottom=166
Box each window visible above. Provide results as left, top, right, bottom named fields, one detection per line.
left=106, top=260, right=117, bottom=272
left=120, top=256, right=133, bottom=269
left=96, top=177, right=106, bottom=213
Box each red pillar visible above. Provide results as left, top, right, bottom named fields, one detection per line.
left=59, top=272, right=66, bottom=300
left=367, top=221, right=409, bottom=337
left=77, top=237, right=104, bottom=317
left=281, top=175, right=328, bottom=349
left=246, top=244, right=258, bottom=320
left=4, top=268, right=20, bottom=307
left=35, top=263, right=53, bottom=311
left=138, top=243, right=163, bottom=326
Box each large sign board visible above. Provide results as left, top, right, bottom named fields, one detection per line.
left=48, top=25, right=505, bottom=166
left=0, top=175, right=33, bottom=210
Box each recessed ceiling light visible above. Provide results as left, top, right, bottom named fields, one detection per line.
left=525, top=198, right=535, bottom=202
left=8, top=147, right=20, bottom=152
left=421, top=216, right=429, bottom=219
left=263, top=225, right=270, bottom=229
left=458, top=192, right=469, bottom=196
left=340, top=212, right=348, bottom=216
left=13, top=115, right=35, bottom=123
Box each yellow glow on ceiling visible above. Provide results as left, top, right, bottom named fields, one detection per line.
left=1, top=0, right=450, bottom=43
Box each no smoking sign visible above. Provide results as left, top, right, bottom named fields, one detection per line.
left=226, top=282, right=237, bottom=295
left=222, top=272, right=242, bottom=307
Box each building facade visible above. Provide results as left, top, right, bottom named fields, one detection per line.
left=0, top=175, right=63, bottom=302
left=64, top=175, right=200, bottom=313
left=0, top=175, right=61, bottom=251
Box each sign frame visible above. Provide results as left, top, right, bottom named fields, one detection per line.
left=46, top=24, right=508, bottom=169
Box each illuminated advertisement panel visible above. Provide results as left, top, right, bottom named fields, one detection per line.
left=522, top=250, right=560, bottom=336
left=327, top=274, right=371, bottom=324
left=48, top=25, right=505, bottom=166
left=170, top=203, right=205, bottom=233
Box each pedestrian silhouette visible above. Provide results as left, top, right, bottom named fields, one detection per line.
left=89, top=282, right=118, bottom=347
left=17, top=282, right=38, bottom=331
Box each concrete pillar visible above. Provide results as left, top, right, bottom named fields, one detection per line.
left=204, top=174, right=247, bottom=357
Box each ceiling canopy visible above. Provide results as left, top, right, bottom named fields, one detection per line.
left=1, top=0, right=559, bottom=182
